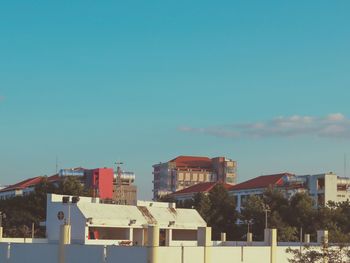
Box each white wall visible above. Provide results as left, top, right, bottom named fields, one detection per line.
left=65, top=244, right=104, bottom=263
left=157, top=246, right=279, bottom=263
left=325, top=173, right=338, bottom=204
left=0, top=243, right=9, bottom=262
left=106, top=247, right=148, bottom=263
left=210, top=247, right=242, bottom=262
left=46, top=200, right=86, bottom=243
left=183, top=247, right=204, bottom=263
left=158, top=247, right=182, bottom=263
left=8, top=243, right=58, bottom=263
left=0, top=242, right=333, bottom=263
left=243, top=247, right=271, bottom=263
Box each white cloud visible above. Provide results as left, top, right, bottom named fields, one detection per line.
left=179, top=113, right=350, bottom=139
left=326, top=113, right=345, bottom=122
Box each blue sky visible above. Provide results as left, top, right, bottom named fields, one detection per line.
left=1, top=1, right=350, bottom=199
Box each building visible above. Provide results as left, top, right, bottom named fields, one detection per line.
left=170, top=182, right=233, bottom=202
left=0, top=166, right=137, bottom=204
left=112, top=171, right=137, bottom=205
left=229, top=172, right=350, bottom=211
left=0, top=175, right=60, bottom=200
left=46, top=193, right=207, bottom=246
left=152, top=156, right=237, bottom=199
left=84, top=168, right=114, bottom=200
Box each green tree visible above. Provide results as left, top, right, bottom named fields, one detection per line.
left=240, top=195, right=265, bottom=240
left=206, top=184, right=238, bottom=240
left=287, top=193, right=315, bottom=236
left=192, top=192, right=211, bottom=219
left=55, top=176, right=86, bottom=196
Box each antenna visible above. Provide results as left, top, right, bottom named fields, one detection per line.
left=344, top=153, right=347, bottom=178
left=56, top=156, right=58, bottom=174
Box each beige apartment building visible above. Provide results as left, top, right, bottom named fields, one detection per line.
left=152, top=155, right=236, bottom=200
left=112, top=171, right=137, bottom=205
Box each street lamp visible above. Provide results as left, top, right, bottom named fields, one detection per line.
left=245, top=219, right=253, bottom=234
left=262, top=204, right=270, bottom=229
left=62, top=196, right=80, bottom=225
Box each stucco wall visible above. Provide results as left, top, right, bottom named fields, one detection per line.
left=65, top=244, right=104, bottom=263
left=0, top=242, right=325, bottom=263
left=0, top=243, right=9, bottom=262
left=106, top=247, right=148, bottom=263
left=8, top=243, right=59, bottom=263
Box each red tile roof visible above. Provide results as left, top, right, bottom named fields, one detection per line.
left=170, top=156, right=213, bottom=169
left=0, top=174, right=61, bottom=193
left=171, top=182, right=233, bottom=196
left=229, top=173, right=294, bottom=191
left=0, top=176, right=43, bottom=193
left=47, top=174, right=61, bottom=183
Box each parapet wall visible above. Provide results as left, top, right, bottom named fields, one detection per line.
left=0, top=243, right=295, bottom=263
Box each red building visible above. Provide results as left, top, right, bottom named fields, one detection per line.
left=85, top=168, right=114, bottom=200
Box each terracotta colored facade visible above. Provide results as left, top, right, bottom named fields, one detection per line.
left=152, top=155, right=237, bottom=200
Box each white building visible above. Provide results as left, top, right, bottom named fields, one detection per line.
left=46, top=194, right=207, bottom=246
left=229, top=172, right=350, bottom=211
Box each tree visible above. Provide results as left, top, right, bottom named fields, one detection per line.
left=286, top=246, right=322, bottom=263
left=55, top=176, right=86, bottom=196
left=206, top=184, right=238, bottom=240
left=286, top=193, right=315, bottom=237
left=287, top=242, right=350, bottom=263
left=240, top=195, right=265, bottom=240
left=192, top=192, right=211, bottom=220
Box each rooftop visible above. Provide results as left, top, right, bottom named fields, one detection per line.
left=171, top=182, right=233, bottom=196
left=229, top=173, right=295, bottom=192
left=169, top=155, right=213, bottom=169
left=0, top=174, right=60, bottom=193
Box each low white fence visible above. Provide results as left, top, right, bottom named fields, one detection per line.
left=0, top=242, right=295, bottom=263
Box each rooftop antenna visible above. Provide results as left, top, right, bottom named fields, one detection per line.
left=344, top=153, right=347, bottom=178
left=56, top=156, right=58, bottom=174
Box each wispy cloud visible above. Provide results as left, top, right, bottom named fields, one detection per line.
left=0, top=96, right=4, bottom=102
left=179, top=113, right=350, bottom=139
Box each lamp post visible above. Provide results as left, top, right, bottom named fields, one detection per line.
left=263, top=204, right=270, bottom=229
left=59, top=196, right=80, bottom=263
left=245, top=219, right=253, bottom=244
left=246, top=219, right=253, bottom=234
left=62, top=196, right=80, bottom=225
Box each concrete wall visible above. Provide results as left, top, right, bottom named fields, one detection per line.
left=0, top=243, right=9, bottom=262
left=0, top=242, right=325, bottom=263
left=106, top=247, right=148, bottom=263
left=8, top=243, right=59, bottom=263
left=65, top=244, right=104, bottom=263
